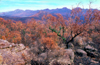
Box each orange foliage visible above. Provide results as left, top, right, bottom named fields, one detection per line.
left=41, top=37, right=58, bottom=49
left=0, top=8, right=99, bottom=49
left=7, top=31, right=21, bottom=43
left=1, top=36, right=6, bottom=40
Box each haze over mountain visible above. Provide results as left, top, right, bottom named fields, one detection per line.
left=0, top=7, right=71, bottom=17
left=0, top=7, right=98, bottom=23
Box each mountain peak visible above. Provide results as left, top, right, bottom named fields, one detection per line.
left=62, top=7, right=68, bottom=9
left=15, top=9, right=23, bottom=11
left=44, top=8, right=49, bottom=10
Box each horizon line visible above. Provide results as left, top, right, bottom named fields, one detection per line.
left=0, top=7, right=100, bottom=13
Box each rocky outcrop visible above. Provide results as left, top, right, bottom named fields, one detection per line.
left=76, top=49, right=87, bottom=57
left=0, top=39, right=75, bottom=65
left=0, top=36, right=99, bottom=65
left=84, top=45, right=99, bottom=58
left=31, top=48, right=74, bottom=65
left=49, top=49, right=74, bottom=65
left=73, top=36, right=100, bottom=65
left=84, top=45, right=97, bottom=52
left=0, top=39, right=32, bottom=65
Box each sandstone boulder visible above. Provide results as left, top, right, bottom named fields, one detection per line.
left=0, top=39, right=32, bottom=65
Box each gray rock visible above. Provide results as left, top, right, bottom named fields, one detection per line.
left=74, top=36, right=87, bottom=46
left=65, top=49, right=74, bottom=61
left=76, top=49, right=87, bottom=57
left=39, top=53, right=47, bottom=60
left=79, top=63, right=84, bottom=65
left=34, top=48, right=74, bottom=65
left=49, top=58, right=71, bottom=65
left=84, top=45, right=97, bottom=52
left=86, top=50, right=99, bottom=58
left=84, top=45, right=99, bottom=58
left=90, top=60, right=100, bottom=65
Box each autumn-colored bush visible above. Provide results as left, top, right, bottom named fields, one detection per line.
left=41, top=37, right=58, bottom=49
left=7, top=31, right=21, bottom=43
left=0, top=8, right=99, bottom=49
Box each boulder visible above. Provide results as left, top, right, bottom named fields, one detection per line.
left=0, top=39, right=33, bottom=65
left=86, top=50, right=99, bottom=58
left=84, top=45, right=97, bottom=52
left=39, top=52, right=47, bottom=61
left=79, top=63, right=84, bottom=65
left=65, top=49, right=74, bottom=61
left=76, top=49, right=87, bottom=57
left=49, top=58, right=72, bottom=65
left=90, top=60, right=100, bottom=65
left=84, top=45, right=99, bottom=58
left=31, top=48, right=74, bottom=65
left=74, top=36, right=87, bottom=46
left=49, top=49, right=74, bottom=65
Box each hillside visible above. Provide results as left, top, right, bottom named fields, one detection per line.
left=0, top=7, right=100, bottom=65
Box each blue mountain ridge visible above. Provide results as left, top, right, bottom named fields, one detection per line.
left=0, top=7, right=99, bottom=23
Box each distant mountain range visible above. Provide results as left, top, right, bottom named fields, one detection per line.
left=0, top=7, right=98, bottom=23
left=0, top=7, right=71, bottom=17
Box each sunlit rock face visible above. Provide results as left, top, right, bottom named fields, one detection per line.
left=0, top=39, right=75, bottom=65
left=0, top=39, right=32, bottom=65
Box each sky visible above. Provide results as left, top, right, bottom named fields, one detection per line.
left=0, top=0, right=100, bottom=12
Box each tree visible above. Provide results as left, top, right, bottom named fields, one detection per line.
left=43, top=8, right=89, bottom=48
